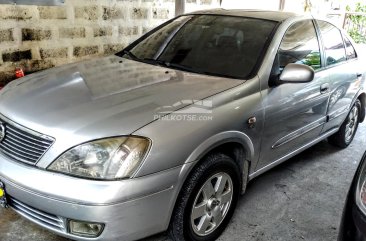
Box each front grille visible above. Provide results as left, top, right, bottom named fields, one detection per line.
left=9, top=197, right=66, bottom=232
left=0, top=118, right=54, bottom=165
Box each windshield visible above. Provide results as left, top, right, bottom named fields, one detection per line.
left=118, top=15, right=277, bottom=79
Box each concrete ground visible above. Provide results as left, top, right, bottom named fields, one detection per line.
left=1, top=124, right=365, bottom=241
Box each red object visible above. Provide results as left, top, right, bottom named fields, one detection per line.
left=15, top=67, right=25, bottom=79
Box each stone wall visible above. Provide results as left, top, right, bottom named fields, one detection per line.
left=0, top=0, right=219, bottom=85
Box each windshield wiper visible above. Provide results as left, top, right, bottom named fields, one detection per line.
left=121, top=50, right=139, bottom=60
left=166, top=62, right=204, bottom=74
left=143, top=58, right=204, bottom=75
left=143, top=58, right=167, bottom=66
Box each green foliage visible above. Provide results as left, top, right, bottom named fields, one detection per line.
left=303, top=52, right=321, bottom=70
left=346, top=2, right=366, bottom=44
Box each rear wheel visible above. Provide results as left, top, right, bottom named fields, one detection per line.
left=329, top=100, right=361, bottom=148
left=169, top=153, right=241, bottom=241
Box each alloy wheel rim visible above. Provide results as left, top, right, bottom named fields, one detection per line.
left=190, top=172, right=233, bottom=236
left=345, top=106, right=359, bottom=143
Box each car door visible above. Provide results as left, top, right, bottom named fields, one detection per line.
left=256, top=19, right=330, bottom=170
left=316, top=20, right=362, bottom=133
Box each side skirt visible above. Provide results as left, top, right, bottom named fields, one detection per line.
left=248, top=127, right=339, bottom=181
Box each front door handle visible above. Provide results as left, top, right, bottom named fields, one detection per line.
left=357, top=73, right=363, bottom=78
left=320, top=83, right=330, bottom=93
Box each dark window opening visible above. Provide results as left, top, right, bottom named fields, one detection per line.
left=119, top=15, right=277, bottom=80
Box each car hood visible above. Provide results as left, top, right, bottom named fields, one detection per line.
left=0, top=56, right=244, bottom=141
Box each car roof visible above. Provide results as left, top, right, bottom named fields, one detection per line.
left=188, top=8, right=300, bottom=22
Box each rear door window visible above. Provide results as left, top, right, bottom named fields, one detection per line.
left=317, top=20, right=347, bottom=66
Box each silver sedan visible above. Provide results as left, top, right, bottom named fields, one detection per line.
left=0, top=9, right=365, bottom=241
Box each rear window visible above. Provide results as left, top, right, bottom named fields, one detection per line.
left=123, top=15, right=277, bottom=79
left=343, top=35, right=357, bottom=60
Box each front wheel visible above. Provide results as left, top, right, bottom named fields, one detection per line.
left=329, top=100, right=361, bottom=148
left=169, top=153, right=241, bottom=241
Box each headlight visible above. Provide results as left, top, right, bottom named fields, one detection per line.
left=355, top=152, right=366, bottom=213
left=48, top=136, right=150, bottom=180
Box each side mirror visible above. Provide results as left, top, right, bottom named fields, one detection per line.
left=278, top=63, right=315, bottom=84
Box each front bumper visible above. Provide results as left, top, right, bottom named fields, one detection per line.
left=0, top=153, right=190, bottom=241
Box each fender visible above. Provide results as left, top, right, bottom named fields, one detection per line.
left=355, top=90, right=366, bottom=122
left=184, top=130, right=255, bottom=165
left=347, top=89, right=366, bottom=123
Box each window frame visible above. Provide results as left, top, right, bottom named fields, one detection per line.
left=342, top=34, right=358, bottom=61
left=312, top=19, right=326, bottom=72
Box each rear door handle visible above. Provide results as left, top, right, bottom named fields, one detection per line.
left=357, top=73, right=363, bottom=78
left=320, top=83, right=330, bottom=93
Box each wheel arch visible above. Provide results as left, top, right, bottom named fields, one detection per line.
left=178, top=131, right=255, bottom=200
left=166, top=131, right=254, bottom=230
left=184, top=131, right=254, bottom=166
left=358, top=92, right=366, bottom=122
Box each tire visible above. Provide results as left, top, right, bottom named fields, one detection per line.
left=329, top=99, right=361, bottom=148
left=169, top=153, right=241, bottom=241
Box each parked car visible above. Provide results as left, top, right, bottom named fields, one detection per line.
left=338, top=151, right=366, bottom=241
left=0, top=9, right=365, bottom=241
